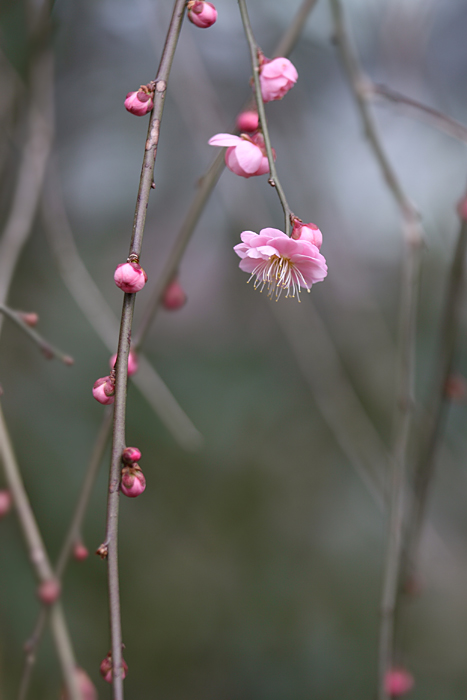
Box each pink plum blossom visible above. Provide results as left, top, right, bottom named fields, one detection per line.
left=384, top=668, right=414, bottom=696
left=259, top=57, right=298, bottom=102
left=187, top=0, right=217, bottom=28
left=121, top=465, right=146, bottom=498
left=114, top=261, right=147, bottom=293
left=234, top=227, right=327, bottom=300
left=162, top=278, right=187, bottom=310
left=92, top=376, right=115, bottom=405
left=124, top=90, right=154, bottom=116
left=109, top=349, right=139, bottom=376
left=208, top=132, right=273, bottom=178
left=236, top=111, right=259, bottom=133
left=291, top=220, right=323, bottom=250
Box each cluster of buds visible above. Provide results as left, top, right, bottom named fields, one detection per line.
left=124, top=82, right=155, bottom=116
left=100, top=651, right=128, bottom=683
left=187, top=0, right=217, bottom=28
left=121, top=446, right=146, bottom=498
left=114, top=259, right=147, bottom=294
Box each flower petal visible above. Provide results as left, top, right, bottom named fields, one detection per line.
left=234, top=141, right=263, bottom=173
left=208, top=133, right=242, bottom=147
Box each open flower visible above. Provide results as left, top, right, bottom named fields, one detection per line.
left=259, top=57, right=298, bottom=102
left=208, top=132, right=273, bottom=178
left=234, top=228, right=327, bottom=300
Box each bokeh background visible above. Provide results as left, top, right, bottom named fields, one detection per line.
left=1, top=0, right=467, bottom=697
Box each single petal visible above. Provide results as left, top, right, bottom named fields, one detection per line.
left=234, top=141, right=263, bottom=174
left=256, top=244, right=281, bottom=258
left=208, top=133, right=242, bottom=147
left=258, top=227, right=288, bottom=239
left=225, top=148, right=248, bottom=177
left=239, top=257, right=262, bottom=274
left=240, top=230, right=259, bottom=244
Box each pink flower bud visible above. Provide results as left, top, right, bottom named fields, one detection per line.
left=236, top=111, right=259, bottom=133
left=73, top=541, right=89, bottom=561
left=37, top=579, right=61, bottom=605
left=109, top=349, right=139, bottom=376
left=0, top=490, right=12, bottom=519
left=259, top=57, right=298, bottom=103
left=187, top=0, right=217, bottom=28
left=61, top=667, right=98, bottom=700
left=19, top=312, right=39, bottom=326
left=121, top=465, right=146, bottom=498
left=162, top=278, right=187, bottom=310
left=100, top=653, right=128, bottom=683
left=122, top=446, right=142, bottom=463
left=114, top=261, right=148, bottom=294
left=384, top=668, right=414, bottom=696
left=291, top=220, right=323, bottom=250
left=124, top=90, right=154, bottom=116
left=445, top=374, right=467, bottom=401
left=92, top=376, right=115, bottom=405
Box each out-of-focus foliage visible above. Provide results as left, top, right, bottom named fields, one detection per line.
left=1, top=0, right=467, bottom=697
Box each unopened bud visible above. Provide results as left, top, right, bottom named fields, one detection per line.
left=187, top=0, right=217, bottom=28
left=37, top=578, right=61, bottom=605
left=236, top=111, right=259, bottom=133
left=60, top=667, right=98, bottom=700
left=291, top=219, right=323, bottom=249
left=122, top=446, right=142, bottom=464
left=121, top=465, right=146, bottom=498
left=110, top=349, right=139, bottom=376
left=92, top=376, right=115, bottom=405
left=96, top=543, right=108, bottom=559
left=114, top=261, right=148, bottom=294
left=124, top=89, right=154, bottom=116
left=73, top=541, right=89, bottom=561
left=162, top=278, right=187, bottom=311
left=0, top=490, right=12, bottom=519
left=444, top=374, right=467, bottom=402
left=19, top=312, right=39, bottom=327
left=100, top=652, right=128, bottom=683
left=384, top=668, right=414, bottom=696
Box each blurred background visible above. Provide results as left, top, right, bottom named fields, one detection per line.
left=1, top=0, right=467, bottom=697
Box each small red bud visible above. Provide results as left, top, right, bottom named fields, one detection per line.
left=162, top=278, right=187, bottom=311
left=19, top=312, right=39, bottom=326
left=124, top=89, right=154, bottom=116
left=37, top=579, right=61, bottom=605
left=114, top=261, right=147, bottom=293
left=384, top=668, right=414, bottom=696
left=187, top=0, right=217, bottom=28
left=0, top=490, right=12, bottom=518
left=121, top=465, right=146, bottom=498
left=236, top=111, right=259, bottom=133
left=122, top=446, right=142, bottom=463
left=110, top=349, right=139, bottom=376
left=73, top=541, right=89, bottom=561
left=92, top=376, right=115, bottom=405
left=100, top=652, right=128, bottom=683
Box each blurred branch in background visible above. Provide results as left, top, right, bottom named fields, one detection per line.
left=0, top=403, right=81, bottom=700
left=329, top=1, right=424, bottom=697
left=41, top=167, right=202, bottom=450
left=18, top=408, right=113, bottom=700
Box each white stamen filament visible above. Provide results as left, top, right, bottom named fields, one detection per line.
left=248, top=254, right=310, bottom=301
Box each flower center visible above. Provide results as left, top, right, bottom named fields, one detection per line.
left=248, top=254, right=310, bottom=301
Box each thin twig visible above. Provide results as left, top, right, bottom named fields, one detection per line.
left=106, top=2, right=186, bottom=697
left=134, top=0, right=318, bottom=349
left=369, top=83, right=467, bottom=145
left=237, top=0, right=293, bottom=235
left=0, top=403, right=81, bottom=700
left=0, top=304, right=73, bottom=365
left=401, top=207, right=467, bottom=588
left=41, top=167, right=202, bottom=449
left=329, top=1, right=423, bottom=697
left=18, top=407, right=113, bottom=699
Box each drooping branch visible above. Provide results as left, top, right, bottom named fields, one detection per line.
left=0, top=304, right=73, bottom=365
left=329, top=1, right=423, bottom=697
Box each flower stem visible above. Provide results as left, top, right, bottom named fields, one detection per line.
left=237, top=0, right=293, bottom=236
left=329, top=1, right=423, bottom=697
left=0, top=402, right=81, bottom=700
left=0, top=304, right=73, bottom=365
left=105, top=1, right=186, bottom=696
